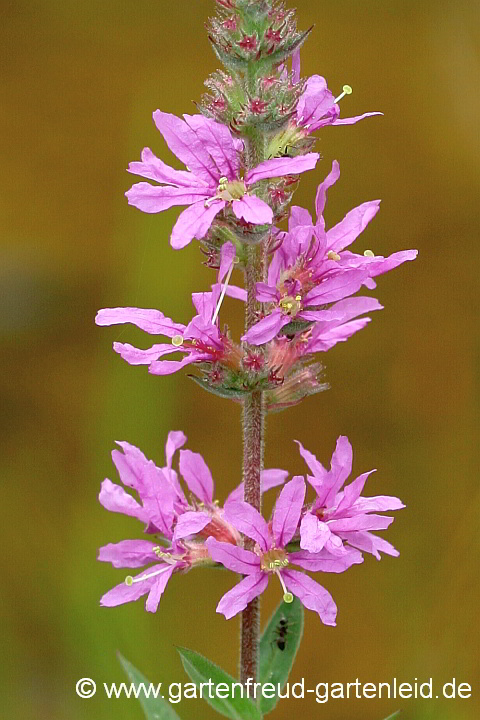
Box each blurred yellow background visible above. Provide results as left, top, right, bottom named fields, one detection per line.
left=1, top=1, right=478, bottom=719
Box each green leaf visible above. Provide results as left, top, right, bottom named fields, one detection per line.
left=382, top=713, right=401, bottom=720
left=258, top=596, right=304, bottom=715
left=188, top=375, right=249, bottom=401
left=118, top=653, right=182, bottom=720
left=177, top=647, right=263, bottom=720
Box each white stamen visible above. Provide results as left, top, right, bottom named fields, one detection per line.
left=211, top=260, right=235, bottom=324
left=334, top=84, right=353, bottom=103
left=125, top=565, right=171, bottom=586
left=274, top=568, right=293, bottom=603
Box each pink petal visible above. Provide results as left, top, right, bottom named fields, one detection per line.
left=126, top=182, right=210, bottom=213
left=183, top=114, right=240, bottom=180
left=333, top=111, right=383, bottom=125
left=294, top=441, right=328, bottom=482
left=127, top=147, right=210, bottom=188
left=272, top=476, right=306, bottom=547
left=152, top=110, right=220, bottom=186
left=98, top=479, right=147, bottom=522
left=218, top=241, right=236, bottom=283
left=232, top=195, right=273, bottom=224
left=299, top=514, right=331, bottom=553
left=255, top=282, right=279, bottom=303
left=290, top=547, right=363, bottom=572
left=328, top=514, right=395, bottom=532
left=95, top=307, right=185, bottom=336
left=307, top=318, right=372, bottom=353
left=170, top=200, right=226, bottom=249
left=339, top=531, right=399, bottom=559
left=98, top=540, right=159, bottom=568
left=113, top=342, right=178, bottom=365
left=282, top=569, right=337, bottom=626
left=223, top=501, right=270, bottom=551
left=206, top=538, right=261, bottom=574
left=292, top=48, right=301, bottom=83
left=225, top=468, right=288, bottom=504
left=179, top=449, right=214, bottom=504
left=100, top=575, right=155, bottom=607
left=145, top=565, right=176, bottom=613
left=165, top=430, right=187, bottom=469
left=245, top=153, right=319, bottom=184
left=349, top=495, right=405, bottom=514
left=216, top=572, right=269, bottom=620
left=327, top=200, right=381, bottom=253
left=149, top=355, right=199, bottom=375
left=315, top=160, right=340, bottom=226
left=324, top=436, right=354, bottom=504
left=304, top=268, right=369, bottom=305
left=173, top=511, right=211, bottom=541
left=335, top=470, right=376, bottom=515
left=288, top=205, right=313, bottom=231
left=241, top=309, right=290, bottom=345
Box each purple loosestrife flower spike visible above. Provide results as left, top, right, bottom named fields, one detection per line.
left=297, top=436, right=405, bottom=559
left=126, top=111, right=320, bottom=249
left=207, top=477, right=363, bottom=625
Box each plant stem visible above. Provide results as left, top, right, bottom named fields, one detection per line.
left=240, top=243, right=266, bottom=685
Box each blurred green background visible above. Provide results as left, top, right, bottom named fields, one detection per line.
left=1, top=0, right=478, bottom=718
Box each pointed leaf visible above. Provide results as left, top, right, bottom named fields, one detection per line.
left=177, top=647, right=262, bottom=720
left=118, top=653, right=182, bottom=720
left=382, top=713, right=400, bottom=720
left=258, top=596, right=304, bottom=715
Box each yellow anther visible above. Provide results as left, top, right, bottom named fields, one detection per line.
left=327, top=250, right=341, bottom=261
left=283, top=592, right=294, bottom=604
left=125, top=576, right=133, bottom=586
left=334, top=84, right=353, bottom=103
left=364, top=249, right=375, bottom=258
left=172, top=335, right=184, bottom=347
left=295, top=294, right=302, bottom=301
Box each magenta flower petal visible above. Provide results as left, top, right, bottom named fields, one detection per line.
left=173, top=511, right=211, bottom=541
left=294, top=441, right=328, bottom=481
left=170, top=200, right=226, bottom=249
left=113, top=342, right=177, bottom=365
left=292, top=48, right=301, bottom=83
left=216, top=571, right=269, bottom=620
left=99, top=479, right=147, bottom=522
left=333, top=111, right=383, bottom=125
left=219, top=241, right=236, bottom=283
left=272, top=476, right=306, bottom=547
left=206, top=538, right=261, bottom=574
left=290, top=547, right=364, bottom=573
left=183, top=114, right=240, bottom=180
left=179, top=449, right=214, bottom=504
left=326, top=200, right=381, bottom=253
left=165, top=430, right=187, bottom=468
left=315, top=160, right=340, bottom=224
left=245, top=153, right=319, bottom=184
left=223, top=501, right=270, bottom=551
left=304, top=268, right=368, bottom=305
left=282, top=569, right=337, bottom=626
left=241, top=309, right=290, bottom=345
left=152, top=110, right=220, bottom=186
left=126, top=182, right=210, bottom=213
left=98, top=540, right=159, bottom=568
left=100, top=574, right=156, bottom=608
left=149, top=355, right=200, bottom=375
left=339, top=531, right=399, bottom=560
left=145, top=565, right=176, bottom=613
left=256, top=282, right=279, bottom=302
left=299, top=514, right=331, bottom=553
left=324, top=435, right=354, bottom=503
left=349, top=495, right=405, bottom=514
left=307, top=319, right=372, bottom=352
left=232, top=195, right=273, bottom=224
left=328, top=514, right=395, bottom=532
left=289, top=205, right=313, bottom=231
left=95, top=307, right=185, bottom=336
left=335, top=470, right=376, bottom=514
left=127, top=147, right=209, bottom=188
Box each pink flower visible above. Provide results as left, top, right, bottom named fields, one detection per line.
left=242, top=161, right=417, bottom=345
left=298, top=436, right=405, bottom=560
left=207, top=477, right=363, bottom=624
left=98, top=432, right=288, bottom=612
left=126, top=111, right=319, bottom=249
left=95, top=284, right=244, bottom=377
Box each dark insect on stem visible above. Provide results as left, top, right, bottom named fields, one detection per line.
left=273, top=616, right=290, bottom=651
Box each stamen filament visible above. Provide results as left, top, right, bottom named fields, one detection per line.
left=334, top=84, right=353, bottom=104
left=212, top=260, right=235, bottom=324
left=125, top=565, right=171, bottom=586
left=274, top=568, right=293, bottom=603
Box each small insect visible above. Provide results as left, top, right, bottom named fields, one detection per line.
left=273, top=616, right=290, bottom=652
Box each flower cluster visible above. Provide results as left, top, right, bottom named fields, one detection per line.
left=97, top=0, right=416, bottom=632
left=99, top=432, right=403, bottom=623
